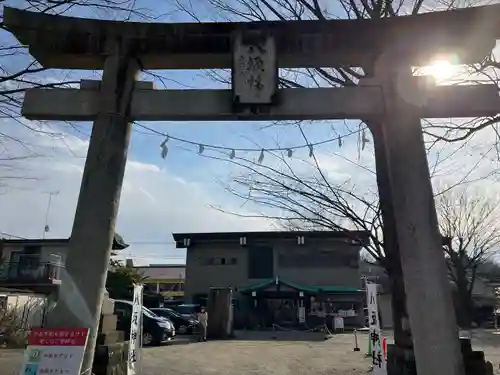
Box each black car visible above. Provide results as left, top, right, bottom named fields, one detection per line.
left=150, top=308, right=199, bottom=334
left=171, top=304, right=201, bottom=320
left=113, top=300, right=176, bottom=346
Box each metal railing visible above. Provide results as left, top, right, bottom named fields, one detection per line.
left=0, top=261, right=62, bottom=283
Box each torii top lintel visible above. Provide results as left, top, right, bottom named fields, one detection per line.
left=4, top=5, right=500, bottom=70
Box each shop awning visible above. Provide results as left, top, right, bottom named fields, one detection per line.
left=238, top=277, right=363, bottom=294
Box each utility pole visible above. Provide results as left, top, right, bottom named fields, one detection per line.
left=42, top=190, right=59, bottom=239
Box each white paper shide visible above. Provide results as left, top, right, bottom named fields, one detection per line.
left=127, top=284, right=144, bottom=375
left=366, top=283, right=386, bottom=375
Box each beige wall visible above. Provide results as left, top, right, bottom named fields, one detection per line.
left=185, top=243, right=249, bottom=297
left=275, top=239, right=361, bottom=287
left=185, top=238, right=362, bottom=300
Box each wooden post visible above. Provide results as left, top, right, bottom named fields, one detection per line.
left=45, top=42, right=139, bottom=374
left=369, top=52, right=465, bottom=375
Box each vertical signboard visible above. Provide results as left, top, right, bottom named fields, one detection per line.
left=127, top=284, right=143, bottom=375
left=232, top=32, right=278, bottom=105
left=19, top=328, right=89, bottom=375
left=298, top=306, right=306, bottom=323
left=366, top=283, right=386, bottom=375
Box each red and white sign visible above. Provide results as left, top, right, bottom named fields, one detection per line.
left=19, top=328, right=89, bottom=375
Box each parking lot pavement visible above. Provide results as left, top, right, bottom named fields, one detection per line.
left=0, top=348, right=24, bottom=375
left=4, top=330, right=500, bottom=375
left=142, top=331, right=370, bottom=375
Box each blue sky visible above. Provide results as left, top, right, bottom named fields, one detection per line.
left=1, top=0, right=500, bottom=265
left=0, top=0, right=364, bottom=265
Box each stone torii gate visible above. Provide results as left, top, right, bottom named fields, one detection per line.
left=5, top=5, right=500, bottom=375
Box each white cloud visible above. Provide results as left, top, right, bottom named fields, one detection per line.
left=0, top=122, right=272, bottom=265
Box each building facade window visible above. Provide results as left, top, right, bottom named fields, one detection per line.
left=203, top=257, right=238, bottom=266
left=204, top=257, right=215, bottom=265
left=247, top=246, right=273, bottom=279
left=278, top=248, right=358, bottom=268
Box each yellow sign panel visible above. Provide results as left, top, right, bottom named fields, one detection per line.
left=143, top=279, right=184, bottom=284
left=161, top=291, right=184, bottom=297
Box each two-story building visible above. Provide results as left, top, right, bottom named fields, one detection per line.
left=0, top=235, right=128, bottom=295
left=173, top=230, right=369, bottom=328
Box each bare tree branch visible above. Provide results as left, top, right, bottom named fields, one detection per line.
left=438, top=187, right=500, bottom=326
left=0, top=0, right=155, bottom=189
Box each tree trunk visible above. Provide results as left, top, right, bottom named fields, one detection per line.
left=371, top=120, right=413, bottom=349
left=454, top=268, right=474, bottom=328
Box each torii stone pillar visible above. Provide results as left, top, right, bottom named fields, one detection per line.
left=44, top=44, right=139, bottom=373
left=367, top=52, right=464, bottom=375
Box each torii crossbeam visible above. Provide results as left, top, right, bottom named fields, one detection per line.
left=22, top=82, right=500, bottom=121
left=4, top=5, right=500, bottom=69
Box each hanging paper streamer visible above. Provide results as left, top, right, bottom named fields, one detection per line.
left=362, top=129, right=370, bottom=150
left=153, top=127, right=364, bottom=162
left=160, top=144, right=168, bottom=159
left=160, top=136, right=169, bottom=148
left=160, top=136, right=169, bottom=159
left=258, top=149, right=265, bottom=164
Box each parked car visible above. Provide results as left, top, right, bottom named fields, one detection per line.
left=171, top=304, right=201, bottom=319
left=113, top=299, right=175, bottom=346
left=150, top=308, right=199, bottom=334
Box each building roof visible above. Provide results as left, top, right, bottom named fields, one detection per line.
left=134, top=265, right=185, bottom=280
left=238, top=277, right=363, bottom=294
left=172, top=230, right=370, bottom=248
left=0, top=233, right=128, bottom=250
left=147, top=264, right=186, bottom=268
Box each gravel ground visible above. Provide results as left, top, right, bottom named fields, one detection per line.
left=3, top=329, right=500, bottom=375
left=142, top=331, right=369, bottom=375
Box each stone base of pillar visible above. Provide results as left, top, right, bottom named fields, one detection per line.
left=387, top=339, right=494, bottom=375
left=98, top=291, right=124, bottom=345
left=386, top=344, right=416, bottom=375
left=92, top=290, right=128, bottom=375
left=97, top=330, right=125, bottom=345
left=460, top=338, right=494, bottom=375
left=92, top=341, right=129, bottom=375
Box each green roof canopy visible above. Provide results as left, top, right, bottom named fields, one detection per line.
left=238, top=277, right=362, bottom=294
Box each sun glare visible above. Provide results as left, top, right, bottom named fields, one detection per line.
left=428, top=59, right=454, bottom=81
